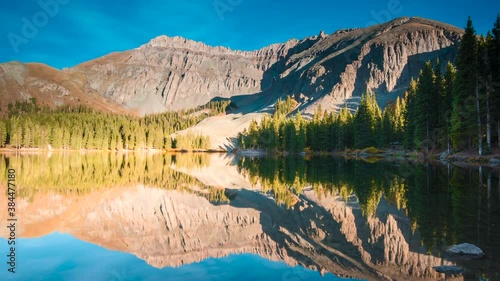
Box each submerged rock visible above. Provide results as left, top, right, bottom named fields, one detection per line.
left=446, top=243, right=484, bottom=257
left=433, top=266, right=464, bottom=275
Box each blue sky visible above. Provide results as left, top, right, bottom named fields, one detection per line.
left=1, top=0, right=498, bottom=69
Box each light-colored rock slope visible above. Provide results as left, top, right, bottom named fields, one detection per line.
left=173, top=112, right=265, bottom=151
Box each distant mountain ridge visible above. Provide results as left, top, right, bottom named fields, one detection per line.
left=0, top=17, right=464, bottom=116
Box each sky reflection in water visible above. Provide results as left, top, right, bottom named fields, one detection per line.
left=0, top=232, right=351, bottom=281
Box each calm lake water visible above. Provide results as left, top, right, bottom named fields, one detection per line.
left=0, top=152, right=498, bottom=281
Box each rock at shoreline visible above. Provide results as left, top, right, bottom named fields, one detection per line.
left=433, top=266, right=464, bottom=275
left=236, top=149, right=267, bottom=157
left=446, top=243, right=483, bottom=257
left=440, top=151, right=450, bottom=162
left=489, top=158, right=500, bottom=165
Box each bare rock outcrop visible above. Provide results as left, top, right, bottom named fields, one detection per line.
left=68, top=36, right=303, bottom=115
left=75, top=17, right=462, bottom=115
left=264, top=17, right=462, bottom=113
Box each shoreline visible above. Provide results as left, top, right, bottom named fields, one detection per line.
left=0, top=147, right=227, bottom=154
left=2, top=147, right=500, bottom=167
left=232, top=148, right=500, bottom=167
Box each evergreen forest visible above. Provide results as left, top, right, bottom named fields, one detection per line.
left=0, top=100, right=231, bottom=151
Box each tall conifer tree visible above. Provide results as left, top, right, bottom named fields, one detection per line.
left=451, top=17, right=479, bottom=151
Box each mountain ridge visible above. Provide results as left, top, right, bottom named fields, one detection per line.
left=134, top=16, right=463, bottom=54
left=1, top=17, right=463, bottom=122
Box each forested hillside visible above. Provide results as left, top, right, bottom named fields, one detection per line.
left=239, top=16, right=500, bottom=155
left=0, top=100, right=230, bottom=151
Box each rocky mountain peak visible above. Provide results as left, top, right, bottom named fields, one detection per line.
left=0, top=17, right=465, bottom=117
left=138, top=34, right=246, bottom=55
left=140, top=35, right=201, bottom=49
left=319, top=30, right=327, bottom=39
left=383, top=16, right=464, bottom=34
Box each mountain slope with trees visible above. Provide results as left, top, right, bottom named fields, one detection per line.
left=0, top=100, right=230, bottom=151
left=1, top=17, right=463, bottom=117
left=239, top=15, right=500, bottom=156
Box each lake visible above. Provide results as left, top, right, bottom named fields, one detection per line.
left=0, top=152, right=498, bottom=281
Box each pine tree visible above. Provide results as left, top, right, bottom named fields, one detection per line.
left=451, top=17, right=479, bottom=151
left=337, top=106, right=353, bottom=150
left=307, top=119, right=318, bottom=151
left=354, top=93, right=381, bottom=149
left=414, top=61, right=438, bottom=152
left=83, top=125, right=93, bottom=149
left=9, top=117, right=22, bottom=149
left=381, top=103, right=395, bottom=146
left=70, top=125, right=82, bottom=149
left=31, top=123, right=41, bottom=148
left=489, top=14, right=500, bottom=147
left=478, top=36, right=492, bottom=153
left=284, top=121, right=297, bottom=152
left=441, top=63, right=456, bottom=152
left=403, top=80, right=418, bottom=150
left=395, top=96, right=406, bottom=143
left=0, top=120, right=7, bottom=147
left=295, top=112, right=306, bottom=152
left=22, top=118, right=33, bottom=148
left=319, top=112, right=334, bottom=151
left=62, top=128, right=71, bottom=150
left=247, top=119, right=259, bottom=149
left=51, top=126, right=63, bottom=149
left=39, top=124, right=49, bottom=149
left=136, top=124, right=146, bottom=150
left=165, top=136, right=172, bottom=150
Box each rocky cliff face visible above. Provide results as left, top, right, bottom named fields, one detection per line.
left=258, top=17, right=462, bottom=112
left=67, top=17, right=462, bottom=114
left=67, top=36, right=303, bottom=114
left=0, top=17, right=463, bottom=116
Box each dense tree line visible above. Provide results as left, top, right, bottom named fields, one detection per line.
left=239, top=93, right=403, bottom=152
left=240, top=15, right=500, bottom=154
left=0, top=100, right=230, bottom=151
left=404, top=61, right=456, bottom=151
left=407, top=15, right=500, bottom=154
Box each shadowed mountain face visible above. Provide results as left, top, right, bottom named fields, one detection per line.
left=0, top=17, right=463, bottom=115
left=2, top=153, right=498, bottom=281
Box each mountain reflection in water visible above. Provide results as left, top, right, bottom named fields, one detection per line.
left=0, top=152, right=498, bottom=281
